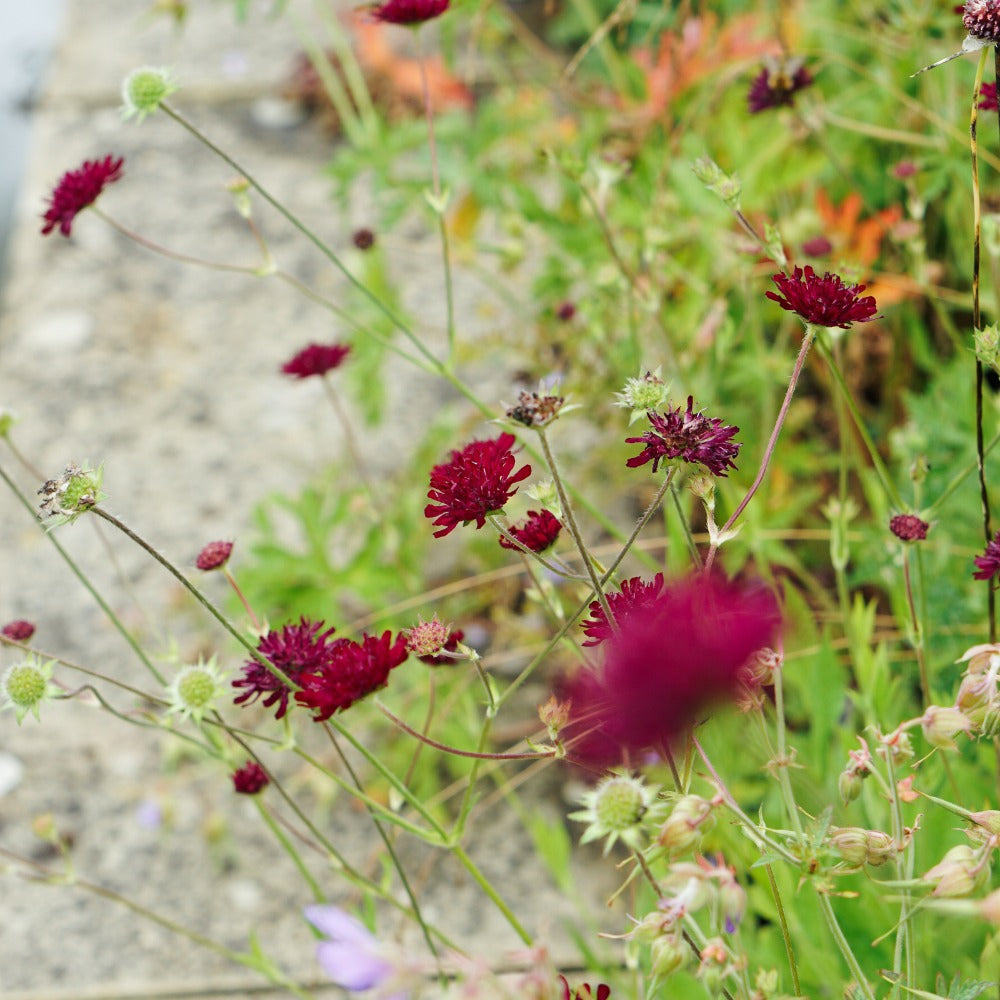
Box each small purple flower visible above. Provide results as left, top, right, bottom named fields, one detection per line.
left=890, top=514, right=929, bottom=542
left=305, top=905, right=407, bottom=998
left=965, top=1, right=1000, bottom=43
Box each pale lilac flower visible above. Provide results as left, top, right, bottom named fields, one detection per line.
left=305, top=905, right=407, bottom=999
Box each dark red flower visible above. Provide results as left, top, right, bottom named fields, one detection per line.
left=371, top=0, right=448, bottom=24
left=974, top=531, right=1000, bottom=581
left=281, top=342, right=351, bottom=379
left=418, top=628, right=465, bottom=665
left=889, top=514, right=929, bottom=542
left=747, top=61, right=813, bottom=113
left=232, top=761, right=269, bottom=794
left=1, top=620, right=35, bottom=642
left=965, top=1, right=1000, bottom=42
left=352, top=227, right=376, bottom=250
left=41, top=155, right=124, bottom=237
left=559, top=976, right=611, bottom=1000
left=295, top=631, right=408, bottom=721
left=625, top=397, right=741, bottom=477
left=766, top=265, right=878, bottom=328
left=580, top=574, right=666, bottom=647
left=233, top=617, right=342, bottom=719
left=981, top=81, right=999, bottom=111
left=424, top=433, right=531, bottom=538
left=556, top=301, right=576, bottom=321
left=196, top=540, right=233, bottom=571
left=499, top=509, right=562, bottom=553
left=562, top=574, right=781, bottom=767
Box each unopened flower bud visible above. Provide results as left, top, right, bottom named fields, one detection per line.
left=921, top=705, right=974, bottom=749
left=838, top=768, right=866, bottom=805
left=718, top=875, right=746, bottom=933
left=538, top=694, right=570, bottom=740
left=970, top=810, right=1000, bottom=836
left=658, top=794, right=714, bottom=855
left=614, top=369, right=670, bottom=425
left=924, top=844, right=991, bottom=897
left=691, top=157, right=741, bottom=209
left=650, top=932, right=689, bottom=978
left=830, top=827, right=897, bottom=867
left=195, top=540, right=233, bottom=571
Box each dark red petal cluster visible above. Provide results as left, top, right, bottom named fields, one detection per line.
left=747, top=63, right=813, bottom=114
left=974, top=531, right=1000, bottom=581
left=981, top=81, right=999, bottom=111
left=352, top=228, right=376, bottom=250
left=233, top=617, right=343, bottom=719
left=418, top=628, right=465, bottom=665
left=196, top=539, right=233, bottom=571
left=371, top=0, right=449, bottom=23
left=295, top=631, right=408, bottom=721
left=499, top=509, right=562, bottom=553
left=561, top=574, right=781, bottom=768
left=41, top=155, right=124, bottom=237
left=766, top=265, right=878, bottom=328
left=889, top=514, right=929, bottom=542
left=281, top=342, right=351, bottom=379
left=424, top=432, right=531, bottom=538
left=965, top=1, right=1000, bottom=42
left=580, top=574, right=665, bottom=647
left=232, top=761, right=270, bottom=794
left=625, top=397, right=741, bottom=477
left=1, top=619, right=36, bottom=641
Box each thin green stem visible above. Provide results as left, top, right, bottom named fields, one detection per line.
left=971, top=48, right=996, bottom=641
left=0, top=464, right=166, bottom=685
left=816, top=338, right=903, bottom=509
left=451, top=843, right=533, bottom=946
left=764, top=862, right=801, bottom=997
left=708, top=327, right=816, bottom=571
left=254, top=798, right=325, bottom=901
left=537, top=427, right=614, bottom=626
left=159, top=102, right=442, bottom=371
left=771, top=660, right=804, bottom=841
left=815, top=890, right=876, bottom=1000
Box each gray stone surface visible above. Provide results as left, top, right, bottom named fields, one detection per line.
left=0, top=3, right=613, bottom=997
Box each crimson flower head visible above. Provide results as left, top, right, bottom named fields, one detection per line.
left=562, top=573, right=781, bottom=768
left=625, top=397, right=741, bottom=477
left=747, top=60, right=813, bottom=113
left=232, top=761, right=269, bottom=794
left=1, top=620, right=36, bottom=642
left=233, top=617, right=342, bottom=719
left=965, top=1, right=1000, bottom=42
left=974, top=531, right=1000, bottom=581
left=281, top=342, right=351, bottom=379
left=981, top=82, right=999, bottom=111
left=196, top=540, right=233, bottom=571
left=371, top=0, right=449, bottom=24
left=889, top=514, right=929, bottom=542
left=295, top=630, right=408, bottom=721
left=767, top=266, right=878, bottom=329
left=499, top=509, right=562, bottom=553
left=581, top=574, right=665, bottom=647
left=42, top=155, right=124, bottom=237
left=424, top=432, right=531, bottom=537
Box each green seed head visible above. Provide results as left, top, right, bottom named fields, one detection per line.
left=1, top=657, right=56, bottom=723
left=122, top=67, right=178, bottom=121
left=594, top=775, right=646, bottom=831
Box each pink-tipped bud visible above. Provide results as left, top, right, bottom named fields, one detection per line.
left=196, top=540, right=233, bottom=571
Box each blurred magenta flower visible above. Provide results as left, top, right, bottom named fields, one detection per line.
left=281, top=342, right=351, bottom=379
left=41, top=155, right=124, bottom=236
left=974, top=530, right=1000, bottom=581
left=371, top=0, right=448, bottom=24
left=562, top=573, right=781, bottom=767
left=305, top=905, right=407, bottom=998
left=747, top=60, right=812, bottom=113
